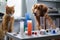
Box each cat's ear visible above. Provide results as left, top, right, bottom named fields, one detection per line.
left=6, top=5, right=14, bottom=8
left=6, top=5, right=9, bottom=11
left=6, top=5, right=9, bottom=14
left=10, top=6, right=14, bottom=9
left=6, top=5, right=9, bottom=9
left=10, top=5, right=14, bottom=8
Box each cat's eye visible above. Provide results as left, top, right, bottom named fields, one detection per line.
left=13, top=10, right=15, bottom=13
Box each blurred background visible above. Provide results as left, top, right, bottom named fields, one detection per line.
left=0, top=0, right=60, bottom=34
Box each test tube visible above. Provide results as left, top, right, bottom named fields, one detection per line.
left=40, top=17, right=46, bottom=29
left=20, top=20, right=24, bottom=37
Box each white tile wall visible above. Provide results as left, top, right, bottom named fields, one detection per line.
left=0, top=2, right=6, bottom=13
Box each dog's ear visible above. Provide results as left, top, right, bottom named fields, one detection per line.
left=43, top=5, right=48, bottom=13
left=39, top=4, right=48, bottom=14
left=32, top=4, right=38, bottom=13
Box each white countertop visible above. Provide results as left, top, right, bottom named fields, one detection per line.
left=7, top=31, right=60, bottom=40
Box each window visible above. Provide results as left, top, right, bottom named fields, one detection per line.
left=7, top=0, right=22, bottom=19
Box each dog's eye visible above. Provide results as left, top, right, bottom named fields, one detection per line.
left=38, top=7, right=40, bottom=10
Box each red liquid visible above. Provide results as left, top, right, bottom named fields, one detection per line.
left=35, top=32, right=37, bottom=35
left=32, top=32, right=37, bottom=35
left=27, top=21, right=32, bottom=36
left=32, top=32, right=34, bottom=34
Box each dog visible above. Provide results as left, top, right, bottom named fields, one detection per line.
left=32, top=3, right=56, bottom=30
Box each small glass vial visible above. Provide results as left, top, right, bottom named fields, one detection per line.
left=27, top=20, right=32, bottom=36
left=20, top=20, right=24, bottom=37
left=40, top=17, right=46, bottom=29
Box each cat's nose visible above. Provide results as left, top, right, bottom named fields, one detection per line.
left=12, top=11, right=15, bottom=14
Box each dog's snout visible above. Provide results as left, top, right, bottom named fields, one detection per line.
left=34, top=9, right=37, bottom=13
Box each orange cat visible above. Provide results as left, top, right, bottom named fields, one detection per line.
left=2, top=5, right=15, bottom=33
left=0, top=5, right=15, bottom=40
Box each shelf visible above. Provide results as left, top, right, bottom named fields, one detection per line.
left=0, top=19, right=2, bottom=21
left=0, top=17, right=25, bottom=22
left=48, top=14, right=60, bottom=18
left=48, top=14, right=60, bottom=15
left=37, top=0, right=60, bottom=3
left=14, top=17, right=25, bottom=22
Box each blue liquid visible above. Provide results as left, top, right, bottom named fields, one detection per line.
left=51, top=30, right=56, bottom=34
